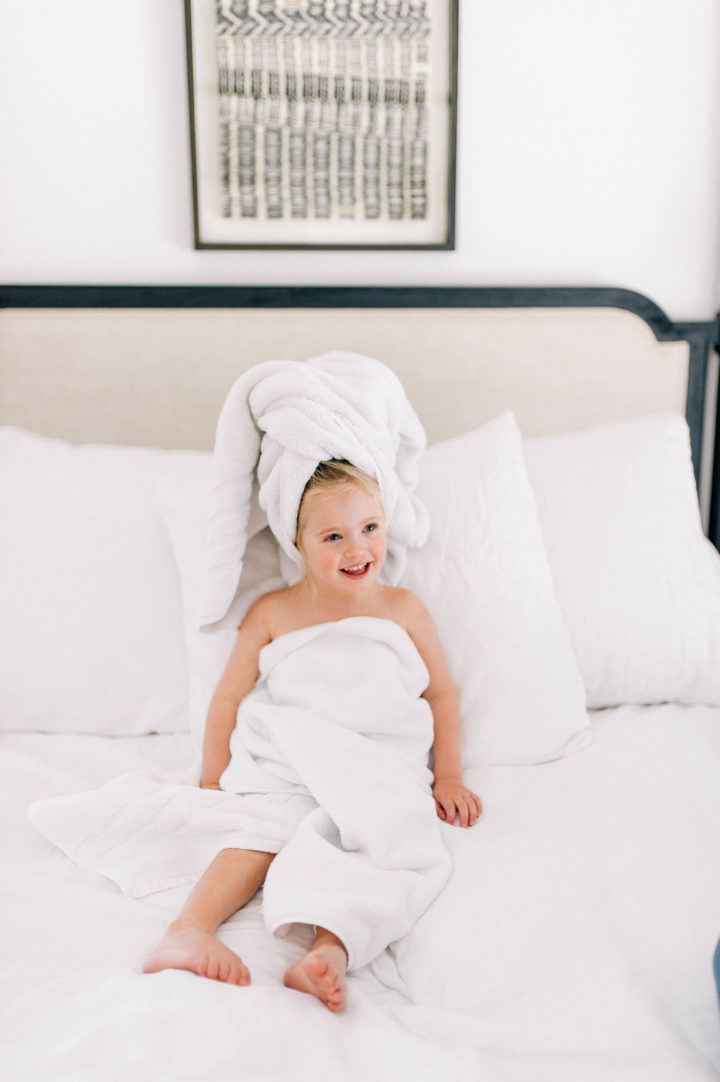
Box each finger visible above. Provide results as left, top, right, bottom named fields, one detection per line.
left=457, top=797, right=470, bottom=828
left=434, top=798, right=447, bottom=820
left=463, top=799, right=477, bottom=827
left=465, top=795, right=481, bottom=827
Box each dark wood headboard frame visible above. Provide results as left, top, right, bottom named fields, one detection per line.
left=2, top=284, right=719, bottom=548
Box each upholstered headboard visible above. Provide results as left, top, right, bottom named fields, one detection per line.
left=1, top=285, right=718, bottom=544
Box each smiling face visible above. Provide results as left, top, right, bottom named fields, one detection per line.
left=296, top=482, right=387, bottom=599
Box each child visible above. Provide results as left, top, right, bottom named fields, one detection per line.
left=144, top=460, right=481, bottom=1011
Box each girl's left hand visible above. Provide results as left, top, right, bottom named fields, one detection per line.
left=433, top=778, right=482, bottom=828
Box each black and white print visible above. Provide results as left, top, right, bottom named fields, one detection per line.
left=215, top=0, right=430, bottom=223
left=186, top=0, right=456, bottom=247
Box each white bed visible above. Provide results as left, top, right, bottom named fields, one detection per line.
left=1, top=285, right=720, bottom=1082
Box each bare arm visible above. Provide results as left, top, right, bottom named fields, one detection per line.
left=403, top=593, right=482, bottom=827
left=199, top=600, right=273, bottom=789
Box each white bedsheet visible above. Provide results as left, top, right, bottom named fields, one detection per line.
left=2, top=705, right=720, bottom=1082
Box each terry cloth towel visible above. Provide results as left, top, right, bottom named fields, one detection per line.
left=30, top=617, right=451, bottom=972
left=198, top=351, right=430, bottom=631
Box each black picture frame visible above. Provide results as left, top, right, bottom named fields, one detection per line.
left=184, top=0, right=459, bottom=250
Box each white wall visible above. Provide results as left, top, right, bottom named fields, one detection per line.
left=0, top=0, right=718, bottom=320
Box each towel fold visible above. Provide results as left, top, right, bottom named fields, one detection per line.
left=198, top=351, right=429, bottom=631
left=30, top=618, right=451, bottom=971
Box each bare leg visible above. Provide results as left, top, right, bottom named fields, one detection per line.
left=143, top=848, right=275, bottom=985
left=283, top=927, right=348, bottom=1012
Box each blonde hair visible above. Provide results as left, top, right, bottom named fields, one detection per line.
left=295, top=459, right=384, bottom=544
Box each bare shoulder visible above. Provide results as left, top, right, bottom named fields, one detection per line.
left=214, top=590, right=288, bottom=695
left=383, top=587, right=454, bottom=693
left=381, top=586, right=434, bottom=634
left=240, top=587, right=292, bottom=643
left=244, top=584, right=318, bottom=642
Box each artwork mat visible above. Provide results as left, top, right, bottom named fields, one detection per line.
left=185, top=0, right=458, bottom=249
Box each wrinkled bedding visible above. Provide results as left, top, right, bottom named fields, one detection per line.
left=2, top=704, right=720, bottom=1082
left=28, top=618, right=452, bottom=970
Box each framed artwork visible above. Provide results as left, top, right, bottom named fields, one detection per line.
left=184, top=1, right=458, bottom=250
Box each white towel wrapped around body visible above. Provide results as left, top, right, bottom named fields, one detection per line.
left=199, top=351, right=430, bottom=631
left=30, top=617, right=451, bottom=971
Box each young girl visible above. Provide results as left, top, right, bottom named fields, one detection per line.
left=144, top=460, right=481, bottom=1011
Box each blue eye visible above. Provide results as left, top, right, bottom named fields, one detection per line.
left=324, top=533, right=341, bottom=542
left=364, top=522, right=378, bottom=533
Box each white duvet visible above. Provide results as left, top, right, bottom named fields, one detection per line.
left=2, top=705, right=720, bottom=1082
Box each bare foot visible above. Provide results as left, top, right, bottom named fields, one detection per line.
left=143, top=927, right=250, bottom=986
left=283, top=944, right=347, bottom=1012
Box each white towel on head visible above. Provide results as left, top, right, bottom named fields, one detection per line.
left=198, top=351, right=430, bottom=632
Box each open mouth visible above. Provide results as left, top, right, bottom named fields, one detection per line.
left=340, top=562, right=371, bottom=578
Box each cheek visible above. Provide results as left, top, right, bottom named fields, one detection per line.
left=304, top=544, right=335, bottom=575
left=373, top=534, right=388, bottom=560
left=321, top=549, right=338, bottom=572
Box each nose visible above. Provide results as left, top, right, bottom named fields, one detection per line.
left=343, top=535, right=364, bottom=559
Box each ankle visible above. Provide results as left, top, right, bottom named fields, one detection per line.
left=312, top=927, right=348, bottom=963
left=167, top=917, right=216, bottom=937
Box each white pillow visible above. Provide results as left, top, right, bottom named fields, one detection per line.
left=401, top=413, right=591, bottom=766
left=0, top=428, right=189, bottom=735
left=156, top=453, right=283, bottom=747
left=159, top=415, right=590, bottom=766
left=523, top=412, right=720, bottom=707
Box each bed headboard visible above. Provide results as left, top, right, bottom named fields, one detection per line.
left=1, top=285, right=718, bottom=546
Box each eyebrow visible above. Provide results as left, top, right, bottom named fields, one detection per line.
left=313, top=515, right=382, bottom=536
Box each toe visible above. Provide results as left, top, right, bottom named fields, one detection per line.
left=232, top=961, right=250, bottom=986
